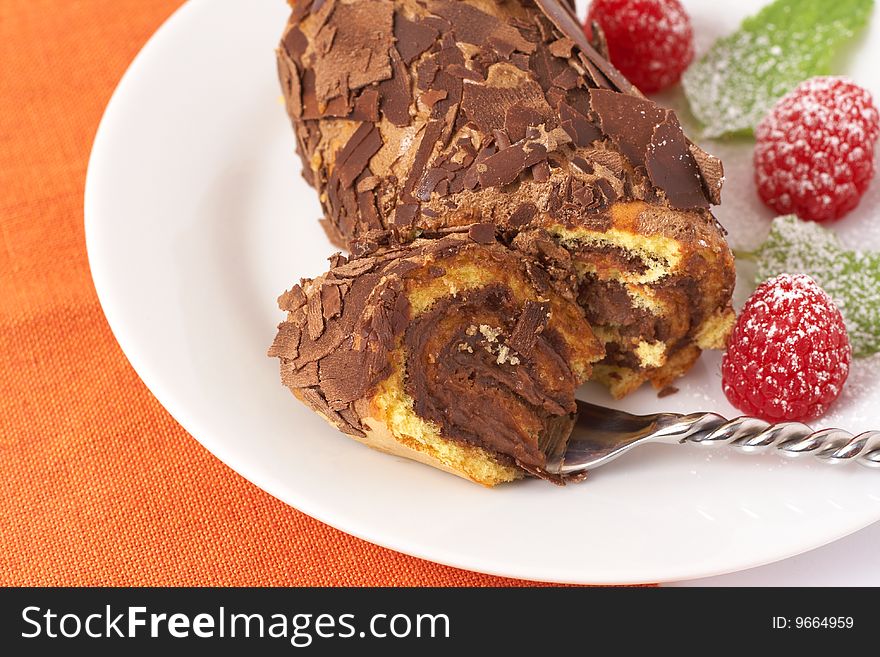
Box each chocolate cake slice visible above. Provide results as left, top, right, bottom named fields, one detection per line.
left=276, top=0, right=735, bottom=399
left=270, top=228, right=603, bottom=486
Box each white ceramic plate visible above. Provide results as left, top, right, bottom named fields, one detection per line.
left=85, top=0, right=880, bottom=584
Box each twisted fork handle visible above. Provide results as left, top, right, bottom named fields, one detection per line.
left=652, top=413, right=880, bottom=468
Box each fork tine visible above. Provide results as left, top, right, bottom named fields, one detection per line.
left=544, top=401, right=680, bottom=475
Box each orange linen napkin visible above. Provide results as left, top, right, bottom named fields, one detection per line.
left=0, top=0, right=617, bottom=587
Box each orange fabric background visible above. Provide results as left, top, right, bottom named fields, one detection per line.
left=0, top=0, right=579, bottom=587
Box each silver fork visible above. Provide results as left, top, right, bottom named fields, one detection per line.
left=544, top=400, right=880, bottom=477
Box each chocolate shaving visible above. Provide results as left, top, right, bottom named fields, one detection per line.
left=307, top=291, right=325, bottom=340
left=583, top=147, right=626, bottom=176
left=349, top=233, right=391, bottom=258
left=576, top=51, right=611, bottom=90
left=328, top=253, right=347, bottom=268
left=493, top=129, right=512, bottom=150
left=335, top=123, right=383, bottom=188
left=278, top=284, right=307, bottom=312
left=378, top=48, right=412, bottom=127
left=311, top=0, right=395, bottom=102
left=646, top=114, right=709, bottom=210
left=462, top=143, right=497, bottom=190
left=510, top=52, right=531, bottom=71
left=551, top=66, right=580, bottom=91
left=350, top=88, right=380, bottom=122
left=658, top=385, right=679, bottom=398
left=321, top=282, right=343, bottom=320
left=313, top=23, right=337, bottom=57
left=558, top=102, right=601, bottom=147
left=268, top=323, right=302, bottom=360
left=447, top=64, right=485, bottom=81
left=416, top=56, right=440, bottom=90
left=509, top=301, right=550, bottom=357
left=509, top=203, right=538, bottom=226
left=420, top=15, right=452, bottom=34
left=531, top=161, right=551, bottom=183
left=403, top=120, right=443, bottom=200
left=689, top=143, right=724, bottom=206
left=505, top=104, right=546, bottom=143
left=468, top=223, right=496, bottom=244
left=394, top=203, right=420, bottom=227
left=290, top=0, right=315, bottom=24
left=300, top=68, right=351, bottom=119
left=429, top=41, right=465, bottom=138
left=571, top=156, right=592, bottom=174
left=277, top=49, right=303, bottom=119
left=331, top=257, right=378, bottom=278
left=319, top=350, right=371, bottom=404
left=336, top=406, right=363, bottom=432
left=586, top=20, right=610, bottom=61
left=416, top=167, right=449, bottom=201
left=356, top=176, right=379, bottom=193
left=461, top=78, right=552, bottom=136
left=282, top=361, right=320, bottom=388
left=299, top=387, right=363, bottom=437
left=570, top=180, right=593, bottom=207
left=357, top=187, right=381, bottom=230
left=486, top=36, right=516, bottom=59
left=393, top=14, right=439, bottom=65
left=427, top=0, right=535, bottom=54
left=478, top=139, right=548, bottom=188
left=595, top=177, right=618, bottom=204
left=309, top=0, right=336, bottom=35
left=590, top=89, right=664, bottom=168
left=590, top=88, right=711, bottom=208
left=283, top=24, right=308, bottom=59
left=548, top=37, right=575, bottom=58
left=420, top=89, right=448, bottom=109
left=533, top=0, right=637, bottom=95
left=530, top=42, right=571, bottom=93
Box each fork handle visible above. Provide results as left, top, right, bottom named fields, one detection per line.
left=651, top=412, right=880, bottom=468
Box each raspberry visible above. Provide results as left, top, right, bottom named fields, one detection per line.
left=585, top=0, right=694, bottom=94
left=722, top=274, right=851, bottom=423
left=754, top=77, right=880, bottom=223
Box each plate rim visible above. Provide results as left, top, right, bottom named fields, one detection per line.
left=84, top=0, right=880, bottom=585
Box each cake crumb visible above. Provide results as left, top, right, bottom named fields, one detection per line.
left=479, top=325, right=502, bottom=342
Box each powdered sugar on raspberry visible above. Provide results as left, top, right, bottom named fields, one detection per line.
left=752, top=215, right=880, bottom=357
left=754, top=77, right=880, bottom=222
left=722, top=274, right=852, bottom=421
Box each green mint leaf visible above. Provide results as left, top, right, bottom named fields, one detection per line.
left=682, top=0, right=874, bottom=138
left=751, top=215, right=880, bottom=357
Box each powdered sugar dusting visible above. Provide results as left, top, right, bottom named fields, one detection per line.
left=754, top=77, right=879, bottom=221
left=820, top=353, right=880, bottom=430
left=752, top=215, right=880, bottom=356
left=722, top=274, right=851, bottom=421
left=682, top=0, right=873, bottom=137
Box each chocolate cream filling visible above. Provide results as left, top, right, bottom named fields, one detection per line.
left=402, top=285, right=578, bottom=474
left=576, top=272, right=706, bottom=372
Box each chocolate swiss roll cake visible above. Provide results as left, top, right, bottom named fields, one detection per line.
left=276, top=0, right=736, bottom=398
left=269, top=228, right=603, bottom=485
